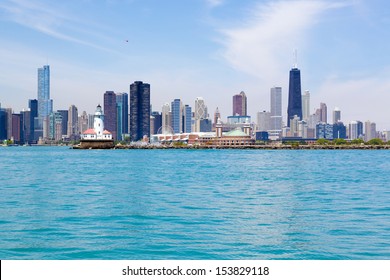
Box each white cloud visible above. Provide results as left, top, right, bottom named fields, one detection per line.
left=206, top=0, right=224, bottom=8
left=218, top=1, right=343, bottom=83
left=214, top=1, right=390, bottom=129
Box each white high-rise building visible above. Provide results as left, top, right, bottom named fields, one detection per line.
left=257, top=111, right=271, bottom=131
left=333, top=107, right=341, bottom=123
left=194, top=97, right=208, bottom=120
left=161, top=103, right=171, bottom=134
left=302, top=90, right=310, bottom=121
left=269, top=86, right=282, bottom=139
left=364, top=121, right=376, bottom=141
left=349, top=121, right=358, bottom=140
left=194, top=97, right=208, bottom=132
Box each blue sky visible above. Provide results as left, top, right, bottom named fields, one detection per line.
left=1, top=0, right=390, bottom=129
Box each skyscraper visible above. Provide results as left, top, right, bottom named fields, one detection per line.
left=67, top=105, right=78, bottom=139
left=104, top=91, right=118, bottom=140
left=349, top=121, right=363, bottom=140
left=28, top=99, right=38, bottom=143
left=171, top=99, right=182, bottom=134
left=320, top=102, right=327, bottom=123
left=257, top=111, right=271, bottom=131
left=161, top=102, right=171, bottom=134
left=194, top=97, right=208, bottom=132
left=270, top=86, right=282, bottom=139
left=116, top=92, right=129, bottom=140
left=287, top=67, right=302, bottom=127
left=0, top=108, right=8, bottom=140
left=302, top=90, right=310, bottom=121
left=213, top=107, right=221, bottom=130
left=129, top=81, right=150, bottom=141
left=36, top=65, right=52, bottom=140
left=194, top=97, right=208, bottom=120
left=37, top=65, right=52, bottom=118
left=333, top=122, right=347, bottom=139
left=233, top=91, right=247, bottom=116
left=333, top=107, right=341, bottom=123
left=57, top=110, right=69, bottom=137
left=183, top=104, right=192, bottom=133
left=151, top=111, right=162, bottom=134
left=364, top=121, right=377, bottom=141
left=11, top=113, right=21, bottom=144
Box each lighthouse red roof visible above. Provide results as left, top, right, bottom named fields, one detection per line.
left=82, top=128, right=96, bottom=134
left=103, top=130, right=112, bottom=135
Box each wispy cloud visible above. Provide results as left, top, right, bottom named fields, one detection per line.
left=218, top=0, right=347, bottom=82
left=206, top=0, right=225, bottom=8
left=0, top=0, right=116, bottom=53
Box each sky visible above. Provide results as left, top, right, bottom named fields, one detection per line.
left=1, top=0, right=390, bottom=129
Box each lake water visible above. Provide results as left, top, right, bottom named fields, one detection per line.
left=0, top=147, right=389, bottom=259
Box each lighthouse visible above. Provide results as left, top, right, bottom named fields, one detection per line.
left=94, top=104, right=105, bottom=139
left=79, top=105, right=114, bottom=148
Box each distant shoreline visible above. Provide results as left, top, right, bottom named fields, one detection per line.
left=3, top=143, right=389, bottom=150
left=72, top=144, right=390, bottom=150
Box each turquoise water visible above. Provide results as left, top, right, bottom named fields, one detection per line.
left=0, top=147, right=389, bottom=259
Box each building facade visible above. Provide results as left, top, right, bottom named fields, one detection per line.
left=364, top=121, right=377, bottom=141
left=257, top=111, right=271, bottom=131
left=302, top=90, right=310, bottom=121
left=129, top=81, right=150, bottom=141
left=333, top=121, right=347, bottom=139
left=67, top=105, right=79, bottom=139
left=287, top=67, right=302, bottom=127
left=151, top=111, right=162, bottom=134
left=233, top=91, right=247, bottom=116
left=28, top=99, right=38, bottom=143
left=37, top=65, right=52, bottom=118
left=104, top=91, right=117, bottom=140
left=171, top=98, right=182, bottom=134
left=183, top=104, right=192, bottom=133
left=194, top=97, right=208, bottom=132
left=161, top=102, right=171, bottom=134
left=270, top=86, right=282, bottom=139
left=333, top=107, right=341, bottom=123
left=116, top=92, right=129, bottom=140
left=316, top=122, right=333, bottom=139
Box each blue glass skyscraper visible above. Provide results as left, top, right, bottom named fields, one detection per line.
left=37, top=65, right=52, bottom=118
left=287, top=67, right=302, bottom=127
left=183, top=104, right=192, bottom=133
left=116, top=93, right=129, bottom=140
left=171, top=99, right=182, bottom=134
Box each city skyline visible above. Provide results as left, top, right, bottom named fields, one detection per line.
left=1, top=1, right=390, bottom=129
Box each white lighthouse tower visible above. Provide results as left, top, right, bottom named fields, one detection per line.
left=94, top=104, right=104, bottom=139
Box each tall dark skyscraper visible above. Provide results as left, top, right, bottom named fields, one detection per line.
left=104, top=91, right=117, bottom=140
left=28, top=99, right=38, bottom=143
left=0, top=108, right=7, bottom=140
left=287, top=67, right=302, bottom=127
left=130, top=81, right=150, bottom=141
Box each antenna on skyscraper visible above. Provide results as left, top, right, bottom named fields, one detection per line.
left=293, top=49, right=298, bottom=69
